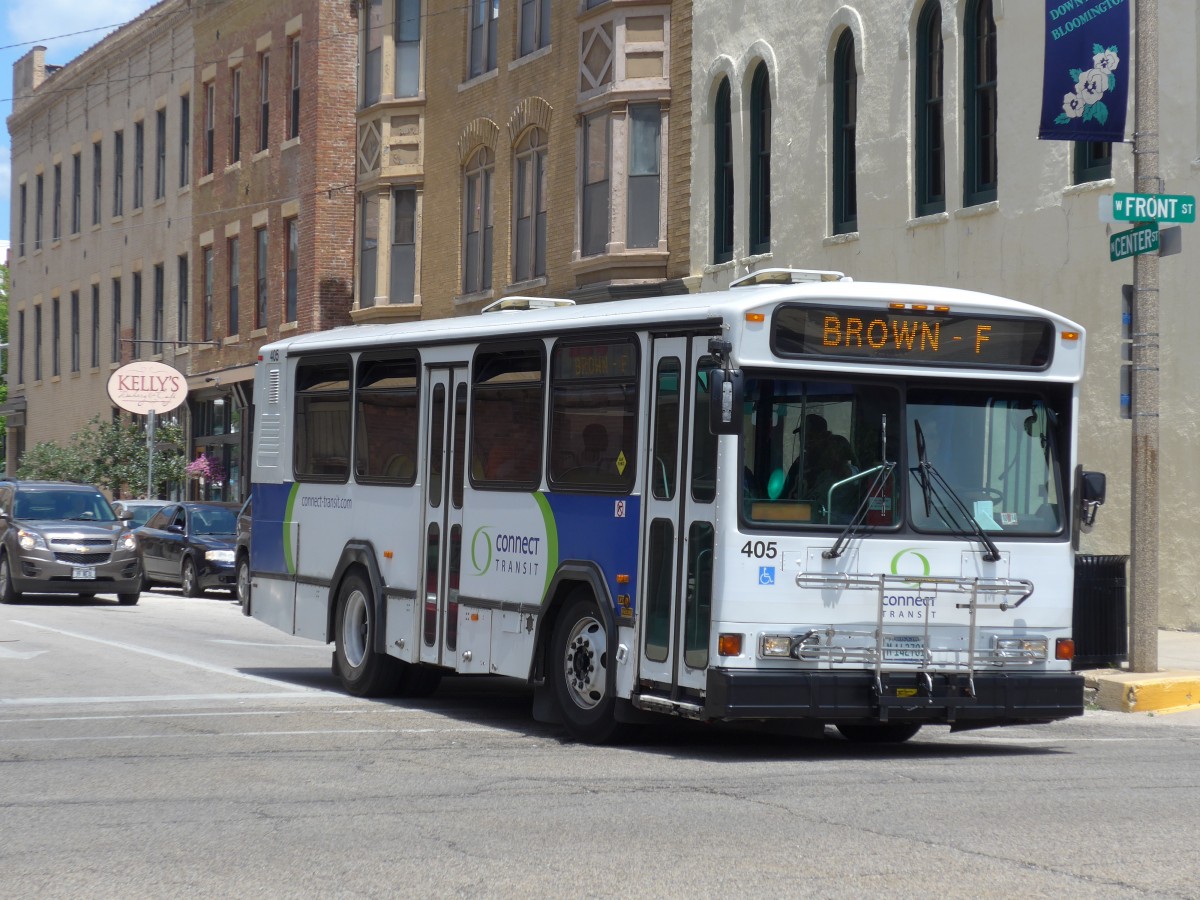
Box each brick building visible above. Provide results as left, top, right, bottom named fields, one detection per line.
left=4, top=0, right=195, bottom=475
left=353, top=0, right=694, bottom=323
left=188, top=0, right=358, bottom=500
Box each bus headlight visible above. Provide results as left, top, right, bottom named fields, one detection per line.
left=994, top=637, right=1048, bottom=659
left=760, top=634, right=793, bottom=657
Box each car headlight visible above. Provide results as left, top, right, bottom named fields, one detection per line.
left=205, top=549, right=235, bottom=563
left=17, top=529, right=48, bottom=551
left=120, top=532, right=138, bottom=552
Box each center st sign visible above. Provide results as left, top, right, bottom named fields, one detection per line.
left=1110, top=223, right=1160, bottom=262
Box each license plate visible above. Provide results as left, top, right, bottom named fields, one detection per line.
left=72, top=566, right=97, bottom=580
left=883, top=635, right=925, bottom=663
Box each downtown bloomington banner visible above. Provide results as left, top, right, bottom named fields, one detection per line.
left=1038, top=0, right=1130, bottom=142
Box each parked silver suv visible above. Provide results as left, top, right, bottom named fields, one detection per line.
left=0, top=481, right=142, bottom=605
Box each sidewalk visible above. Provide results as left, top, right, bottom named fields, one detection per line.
left=1080, top=629, right=1200, bottom=714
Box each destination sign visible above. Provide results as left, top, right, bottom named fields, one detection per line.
left=772, top=305, right=1055, bottom=370
left=553, top=341, right=637, bottom=380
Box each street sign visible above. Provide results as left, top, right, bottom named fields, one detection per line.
left=1110, top=223, right=1160, bottom=262
left=1112, top=192, right=1196, bottom=223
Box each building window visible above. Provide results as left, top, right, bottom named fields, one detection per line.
left=70, top=291, right=80, bottom=373
left=1074, top=141, right=1112, bottom=184
left=581, top=112, right=609, bottom=257
left=202, top=247, right=214, bottom=341
left=133, top=120, right=144, bottom=210
left=204, top=83, right=215, bottom=175
left=111, top=277, right=122, bottom=364
left=288, top=37, right=301, bottom=138
left=363, top=0, right=384, bottom=106
left=132, top=271, right=143, bottom=359
left=230, top=69, right=242, bottom=164
left=227, top=237, right=240, bottom=336
left=72, top=153, right=81, bottom=234
left=259, top=54, right=270, bottom=152
left=832, top=30, right=858, bottom=235
left=462, top=148, right=494, bottom=293
left=18, top=182, right=27, bottom=257
left=519, top=0, right=551, bottom=57
left=360, top=192, right=379, bottom=306
left=285, top=219, right=298, bottom=321
left=178, top=254, right=190, bottom=343
left=392, top=188, right=416, bottom=302
left=113, top=131, right=124, bottom=217
left=915, top=1, right=945, bottom=217
left=35, top=173, right=43, bottom=250
left=628, top=103, right=661, bottom=249
left=155, top=109, right=167, bottom=200
left=749, top=63, right=771, bottom=254
left=35, top=306, right=43, bottom=382
left=396, top=0, right=421, bottom=97
left=17, top=311, right=25, bottom=385
left=52, top=163, right=62, bottom=242
left=91, top=284, right=100, bottom=369
left=713, top=78, right=733, bottom=264
left=153, top=263, right=165, bottom=354
left=52, top=298, right=61, bottom=377
left=468, top=0, right=498, bottom=79
left=180, top=93, right=192, bottom=187
left=92, top=141, right=102, bottom=226
left=513, top=129, right=546, bottom=283
left=964, top=0, right=998, bottom=206
left=255, top=227, right=268, bottom=328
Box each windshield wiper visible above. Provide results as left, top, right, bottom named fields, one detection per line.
left=911, top=419, right=1001, bottom=563
left=824, top=413, right=895, bottom=560
left=913, top=419, right=934, bottom=518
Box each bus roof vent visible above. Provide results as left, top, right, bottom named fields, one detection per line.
left=729, top=267, right=850, bottom=288
left=481, top=296, right=577, bottom=313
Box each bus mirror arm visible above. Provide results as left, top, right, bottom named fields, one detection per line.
left=1080, top=470, right=1106, bottom=528
left=706, top=339, right=743, bottom=436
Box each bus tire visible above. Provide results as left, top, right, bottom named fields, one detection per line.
left=333, top=571, right=401, bottom=697
left=551, top=591, right=626, bottom=744
left=835, top=722, right=922, bottom=744
left=397, top=664, right=443, bottom=698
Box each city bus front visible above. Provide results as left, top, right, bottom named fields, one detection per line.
left=702, top=291, right=1097, bottom=737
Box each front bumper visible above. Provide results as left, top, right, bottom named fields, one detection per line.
left=198, top=560, right=236, bottom=591
left=705, top=668, right=1085, bottom=726
left=12, top=550, right=142, bottom=596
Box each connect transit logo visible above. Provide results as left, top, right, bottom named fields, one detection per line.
left=890, top=548, right=931, bottom=585
left=470, top=527, right=494, bottom=576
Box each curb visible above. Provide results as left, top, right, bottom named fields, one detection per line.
left=1083, top=670, right=1200, bottom=714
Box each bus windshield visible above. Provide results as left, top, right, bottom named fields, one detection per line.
left=906, top=388, right=1063, bottom=536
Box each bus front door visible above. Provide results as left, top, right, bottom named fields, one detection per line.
left=419, top=367, right=468, bottom=669
left=639, top=336, right=718, bottom=699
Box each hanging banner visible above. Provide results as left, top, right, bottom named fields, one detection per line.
left=1038, top=0, right=1130, bottom=142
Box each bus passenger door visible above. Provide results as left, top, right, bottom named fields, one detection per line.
left=639, top=337, right=718, bottom=698
left=420, top=367, right=467, bottom=669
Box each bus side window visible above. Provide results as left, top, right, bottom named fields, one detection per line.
left=355, top=352, right=420, bottom=485
left=691, top=364, right=718, bottom=503
left=294, top=355, right=352, bottom=483
left=470, top=343, right=545, bottom=490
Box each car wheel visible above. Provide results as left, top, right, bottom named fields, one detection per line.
left=117, top=591, right=140, bottom=606
left=140, top=571, right=154, bottom=593
left=181, top=558, right=202, bottom=598
left=0, top=552, right=23, bottom=605
left=236, top=554, right=251, bottom=615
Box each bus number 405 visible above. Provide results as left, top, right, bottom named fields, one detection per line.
left=741, top=540, right=778, bottom=559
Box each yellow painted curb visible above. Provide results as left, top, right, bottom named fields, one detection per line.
left=1094, top=673, right=1200, bottom=714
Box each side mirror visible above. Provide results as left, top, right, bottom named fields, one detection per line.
left=1080, top=470, right=1106, bottom=527
left=707, top=368, right=744, bottom=435
left=167, top=523, right=186, bottom=535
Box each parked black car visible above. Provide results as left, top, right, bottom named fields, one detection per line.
left=112, top=499, right=170, bottom=528
left=0, top=480, right=142, bottom=605
left=136, top=502, right=240, bottom=597
left=235, top=496, right=252, bottom=614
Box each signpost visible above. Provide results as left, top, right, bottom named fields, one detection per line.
left=1110, top=222, right=1160, bottom=262
left=107, top=361, right=188, bottom=500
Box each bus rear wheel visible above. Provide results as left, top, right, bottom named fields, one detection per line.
left=835, top=722, right=922, bottom=743
left=334, top=571, right=401, bottom=697
left=551, top=592, right=625, bottom=744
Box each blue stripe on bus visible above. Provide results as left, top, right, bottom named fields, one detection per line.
left=541, top=492, right=641, bottom=615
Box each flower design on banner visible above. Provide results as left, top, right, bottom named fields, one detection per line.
left=1054, top=43, right=1119, bottom=127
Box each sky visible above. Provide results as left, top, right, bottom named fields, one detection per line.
left=1, top=0, right=158, bottom=244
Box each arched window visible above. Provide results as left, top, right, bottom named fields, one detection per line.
left=749, top=63, right=771, bottom=254
left=513, top=128, right=547, bottom=283
left=832, top=30, right=857, bottom=234
left=713, top=78, right=734, bottom=263
left=964, top=0, right=997, bottom=206
left=915, top=1, right=945, bottom=216
left=463, top=147, right=494, bottom=294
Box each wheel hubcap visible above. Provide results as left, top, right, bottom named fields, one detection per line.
left=342, top=589, right=369, bottom=668
left=562, top=615, right=607, bottom=710
left=237, top=563, right=249, bottom=604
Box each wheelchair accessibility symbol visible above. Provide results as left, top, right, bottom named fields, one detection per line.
left=758, top=566, right=776, bottom=586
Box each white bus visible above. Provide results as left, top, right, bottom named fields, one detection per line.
left=247, top=269, right=1106, bottom=743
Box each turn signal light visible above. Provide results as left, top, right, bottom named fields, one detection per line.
left=718, top=633, right=743, bottom=657
left=1061, top=331, right=1080, bottom=341
left=1056, top=638, right=1076, bottom=660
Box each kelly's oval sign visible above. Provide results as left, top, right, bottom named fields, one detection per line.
left=107, top=361, right=188, bottom=414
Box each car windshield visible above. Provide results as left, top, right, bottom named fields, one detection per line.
left=125, top=505, right=165, bottom=527
left=191, top=507, right=237, bottom=534
left=14, top=490, right=117, bottom=522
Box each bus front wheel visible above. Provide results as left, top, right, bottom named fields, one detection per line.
left=551, top=592, right=625, bottom=744
left=334, top=572, right=401, bottom=697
